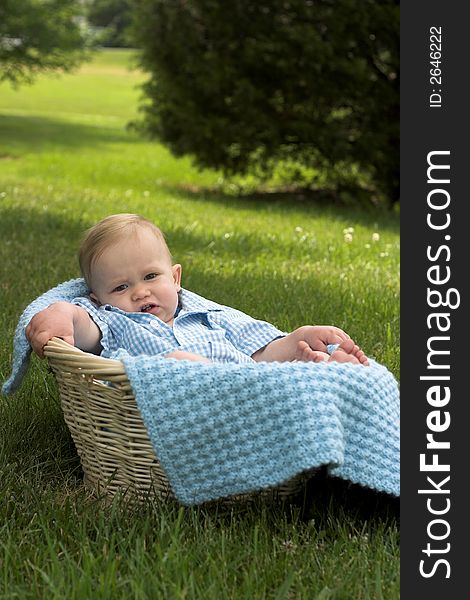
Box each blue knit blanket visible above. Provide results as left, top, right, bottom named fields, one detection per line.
left=2, top=278, right=90, bottom=396
left=3, top=279, right=400, bottom=505
left=120, top=352, right=400, bottom=504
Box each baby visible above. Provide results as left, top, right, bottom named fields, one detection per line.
left=26, top=214, right=369, bottom=366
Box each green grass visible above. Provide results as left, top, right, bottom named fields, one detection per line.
left=0, top=49, right=399, bottom=599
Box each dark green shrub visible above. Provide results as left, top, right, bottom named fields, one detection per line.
left=132, top=0, right=399, bottom=205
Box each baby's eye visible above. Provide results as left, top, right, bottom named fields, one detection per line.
left=112, top=284, right=128, bottom=293
left=144, top=273, right=158, bottom=280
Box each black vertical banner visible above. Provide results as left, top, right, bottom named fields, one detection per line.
left=401, top=2, right=468, bottom=597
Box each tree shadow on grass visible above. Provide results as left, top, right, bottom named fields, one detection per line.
left=0, top=207, right=85, bottom=318
left=0, top=113, right=400, bottom=234
left=160, top=184, right=400, bottom=233
left=0, top=113, right=140, bottom=156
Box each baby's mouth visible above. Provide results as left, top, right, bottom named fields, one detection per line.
left=140, top=303, right=157, bottom=313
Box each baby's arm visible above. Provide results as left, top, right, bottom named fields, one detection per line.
left=26, top=303, right=211, bottom=362
left=251, top=325, right=350, bottom=362
left=25, top=302, right=102, bottom=357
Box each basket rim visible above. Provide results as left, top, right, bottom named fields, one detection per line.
left=44, top=337, right=126, bottom=379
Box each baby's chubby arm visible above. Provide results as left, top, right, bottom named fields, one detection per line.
left=251, top=325, right=350, bottom=362
left=25, top=302, right=102, bottom=357
left=25, top=302, right=211, bottom=362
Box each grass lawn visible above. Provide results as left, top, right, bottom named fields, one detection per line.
left=0, top=49, right=399, bottom=599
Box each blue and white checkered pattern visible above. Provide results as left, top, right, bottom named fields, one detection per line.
left=73, top=288, right=286, bottom=363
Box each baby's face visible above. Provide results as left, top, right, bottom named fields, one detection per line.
left=89, top=227, right=181, bottom=325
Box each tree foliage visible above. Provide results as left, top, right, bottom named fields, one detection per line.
left=0, top=0, right=89, bottom=85
left=87, top=0, right=133, bottom=47
left=132, top=0, right=399, bottom=204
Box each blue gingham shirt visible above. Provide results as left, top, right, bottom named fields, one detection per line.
left=73, top=288, right=286, bottom=363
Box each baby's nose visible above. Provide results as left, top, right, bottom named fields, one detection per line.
left=132, top=285, right=150, bottom=300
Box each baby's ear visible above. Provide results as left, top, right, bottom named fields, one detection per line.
left=172, top=264, right=182, bottom=291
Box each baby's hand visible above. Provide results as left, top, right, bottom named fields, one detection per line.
left=252, top=324, right=352, bottom=363
left=296, top=327, right=369, bottom=366
left=293, top=340, right=330, bottom=363
left=25, top=302, right=77, bottom=357
left=297, top=325, right=350, bottom=354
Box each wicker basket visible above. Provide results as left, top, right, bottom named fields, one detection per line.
left=44, top=337, right=306, bottom=503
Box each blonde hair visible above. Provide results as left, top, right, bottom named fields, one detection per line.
left=79, top=214, right=171, bottom=287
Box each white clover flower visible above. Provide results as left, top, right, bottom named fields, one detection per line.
left=372, top=232, right=380, bottom=242
left=344, top=233, right=353, bottom=243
